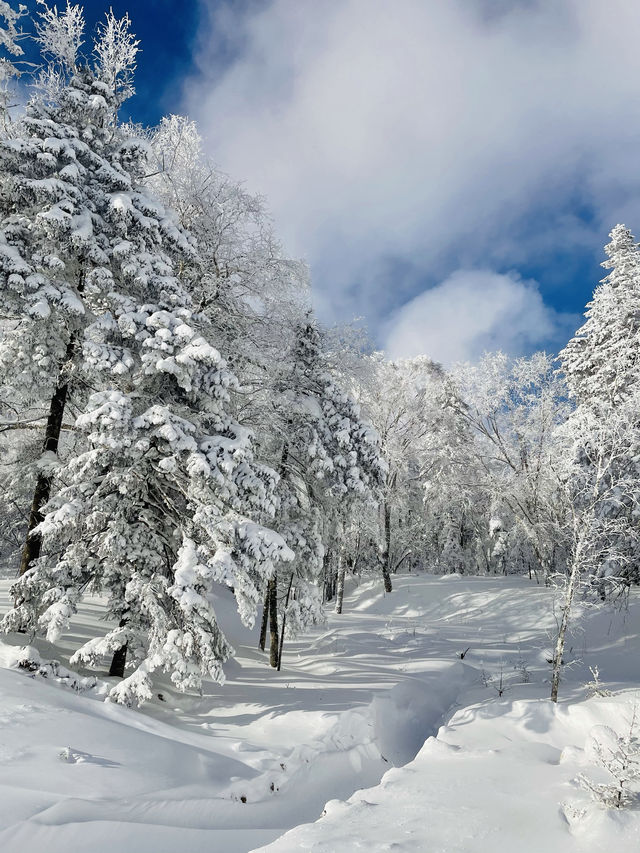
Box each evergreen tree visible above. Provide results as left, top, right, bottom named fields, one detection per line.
left=559, top=225, right=640, bottom=589
left=0, top=3, right=143, bottom=576
left=560, top=225, right=640, bottom=408
left=2, top=4, right=293, bottom=705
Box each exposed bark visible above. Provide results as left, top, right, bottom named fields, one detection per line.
left=323, top=548, right=336, bottom=602
left=550, top=551, right=581, bottom=703
left=268, top=574, right=279, bottom=668
left=277, top=573, right=294, bottom=671
left=381, top=501, right=393, bottom=593
left=258, top=584, right=270, bottom=651
left=350, top=530, right=362, bottom=576
left=19, top=336, right=76, bottom=576
left=335, top=548, right=346, bottom=614
left=264, top=438, right=289, bottom=661
left=108, top=617, right=129, bottom=677
left=109, top=644, right=128, bottom=678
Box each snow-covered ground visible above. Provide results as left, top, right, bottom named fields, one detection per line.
left=0, top=573, right=638, bottom=852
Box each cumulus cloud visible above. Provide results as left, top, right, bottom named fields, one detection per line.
left=186, top=0, right=640, bottom=352
left=384, top=270, right=579, bottom=365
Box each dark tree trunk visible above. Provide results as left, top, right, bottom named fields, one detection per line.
left=381, top=502, right=393, bottom=593
left=268, top=574, right=279, bottom=668
left=19, top=337, right=76, bottom=576
left=323, top=548, right=336, bottom=602
left=108, top=617, right=128, bottom=678
left=277, top=573, right=294, bottom=671
left=265, top=439, right=289, bottom=663
left=258, top=584, right=270, bottom=651
left=109, top=645, right=128, bottom=678
left=335, top=549, right=346, bottom=614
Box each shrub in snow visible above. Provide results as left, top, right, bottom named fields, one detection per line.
left=577, top=711, right=640, bottom=809
left=584, top=666, right=612, bottom=699
left=513, top=656, right=532, bottom=684
left=17, top=652, right=97, bottom=693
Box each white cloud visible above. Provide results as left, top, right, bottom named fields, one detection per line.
left=186, top=0, right=640, bottom=349
left=384, top=270, right=579, bottom=365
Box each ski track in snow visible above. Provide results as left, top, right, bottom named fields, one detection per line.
left=0, top=573, right=638, bottom=852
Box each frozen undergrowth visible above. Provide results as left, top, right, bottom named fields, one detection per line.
left=0, top=572, right=638, bottom=853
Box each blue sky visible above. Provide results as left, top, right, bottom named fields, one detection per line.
left=20, top=0, right=205, bottom=126
left=17, top=1, right=640, bottom=364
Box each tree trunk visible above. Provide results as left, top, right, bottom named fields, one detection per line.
left=268, top=574, right=279, bottom=668
left=277, top=573, right=294, bottom=671
left=335, top=549, right=346, bottom=614
left=108, top=616, right=129, bottom=678
left=265, top=439, right=289, bottom=661
left=550, top=552, right=580, bottom=703
left=258, top=583, right=270, bottom=650
left=19, top=336, right=76, bottom=576
left=109, top=644, right=128, bottom=678
left=381, top=502, right=393, bottom=593
left=323, top=548, right=336, bottom=602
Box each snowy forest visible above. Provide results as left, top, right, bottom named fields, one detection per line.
left=0, top=4, right=639, bottom=853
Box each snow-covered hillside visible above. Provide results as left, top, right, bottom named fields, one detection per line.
left=0, top=573, right=638, bottom=852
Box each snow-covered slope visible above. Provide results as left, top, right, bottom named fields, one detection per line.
left=0, top=573, right=638, bottom=853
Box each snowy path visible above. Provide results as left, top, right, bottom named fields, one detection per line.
left=0, top=574, right=636, bottom=852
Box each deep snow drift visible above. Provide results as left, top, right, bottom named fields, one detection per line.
left=0, top=573, right=638, bottom=852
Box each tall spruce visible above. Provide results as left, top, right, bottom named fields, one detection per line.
left=0, top=4, right=142, bottom=576
left=2, top=4, right=293, bottom=705
left=559, top=225, right=640, bottom=590
left=561, top=225, right=640, bottom=408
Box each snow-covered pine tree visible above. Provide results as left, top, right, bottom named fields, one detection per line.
left=144, top=116, right=329, bottom=670
left=0, top=1, right=27, bottom=570
left=560, top=225, right=640, bottom=409
left=11, top=332, right=293, bottom=705
left=559, top=225, right=640, bottom=590
left=2, top=3, right=293, bottom=705
left=0, top=3, right=142, bottom=577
